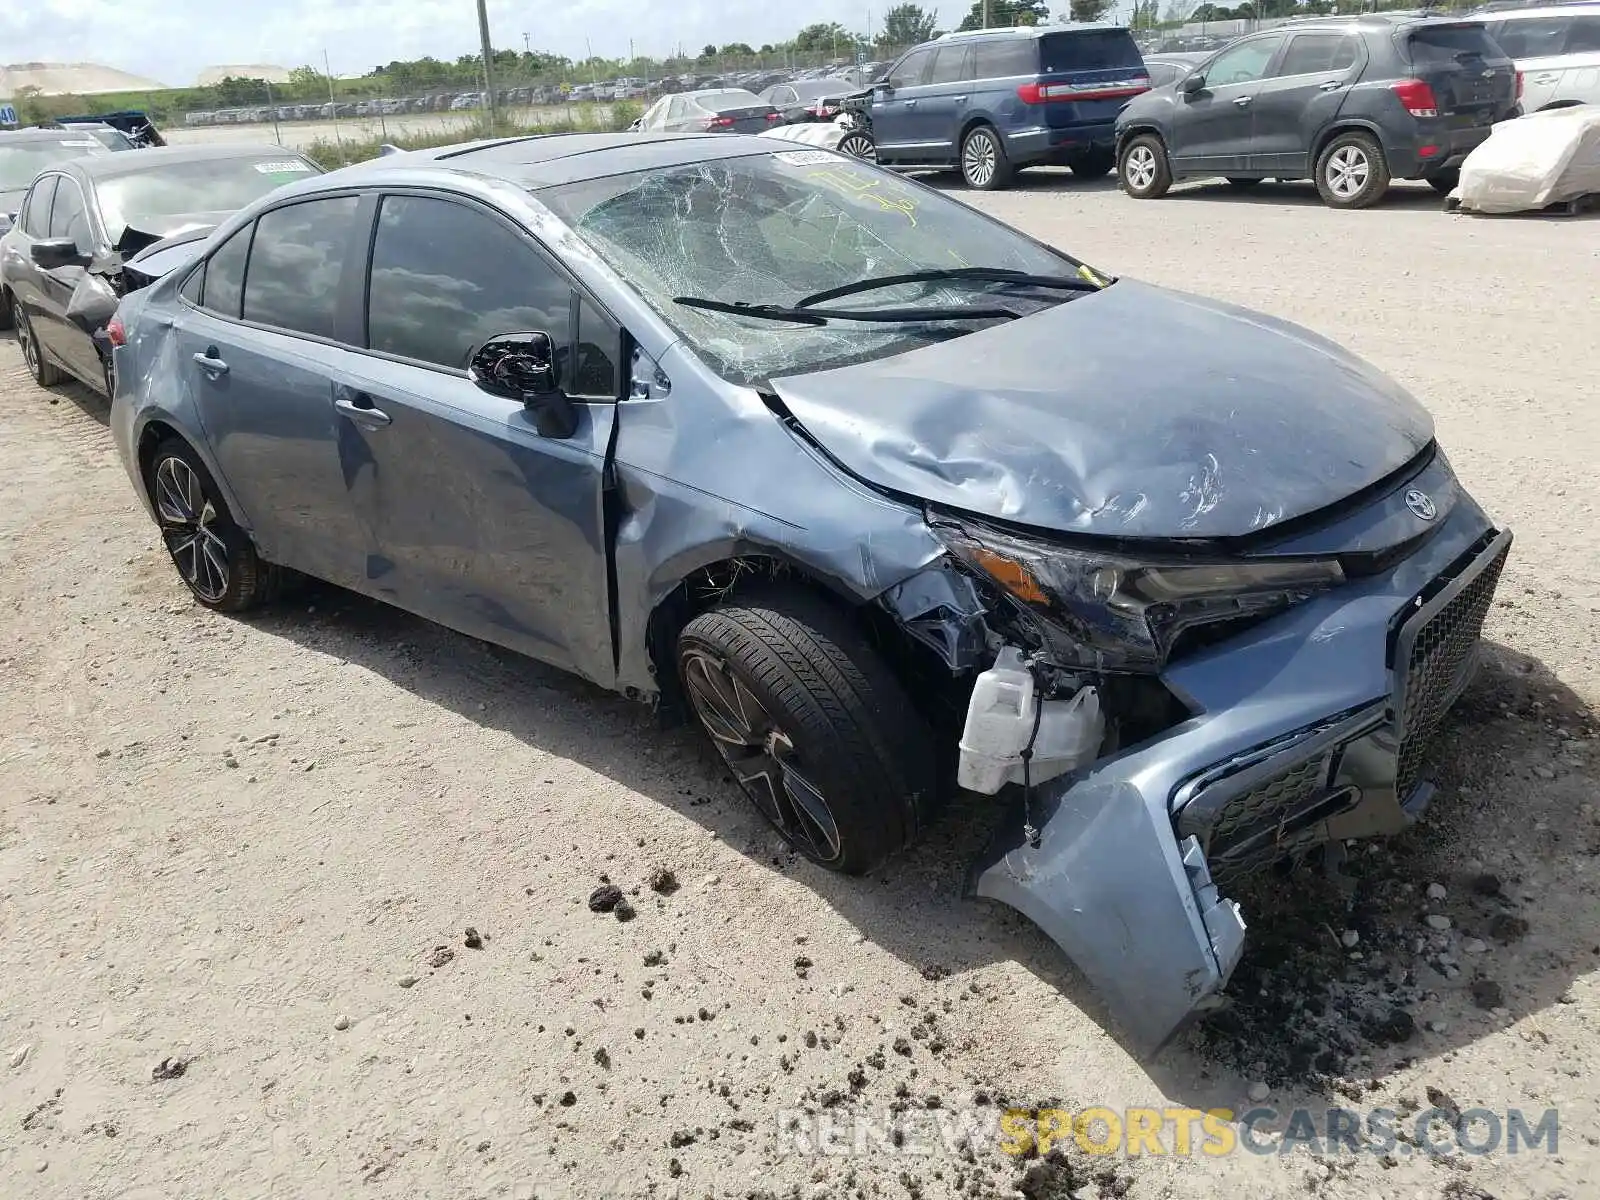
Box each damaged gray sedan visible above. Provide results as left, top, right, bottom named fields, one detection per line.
left=108, top=133, right=1511, bottom=1053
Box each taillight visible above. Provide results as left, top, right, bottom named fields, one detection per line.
left=704, top=115, right=735, bottom=130
left=1017, top=76, right=1150, bottom=104
left=1515, top=70, right=1524, bottom=100
left=107, top=316, right=127, bottom=347
left=765, top=111, right=781, bottom=122
left=1391, top=79, right=1439, bottom=118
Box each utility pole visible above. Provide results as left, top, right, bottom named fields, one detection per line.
left=983, top=0, right=991, bottom=28
left=475, top=0, right=499, bottom=132
left=523, top=32, right=531, bottom=52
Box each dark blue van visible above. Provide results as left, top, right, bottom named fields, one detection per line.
left=859, top=25, right=1151, bottom=189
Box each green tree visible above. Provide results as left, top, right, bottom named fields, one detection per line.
left=880, top=3, right=940, bottom=45
left=720, top=42, right=756, bottom=55
left=700, top=44, right=718, bottom=58
left=1069, top=0, right=1115, bottom=20
left=792, top=22, right=852, bottom=50
left=954, top=0, right=1050, bottom=31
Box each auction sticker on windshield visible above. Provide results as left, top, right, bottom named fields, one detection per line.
left=253, top=160, right=313, bottom=174
left=773, top=150, right=840, bottom=166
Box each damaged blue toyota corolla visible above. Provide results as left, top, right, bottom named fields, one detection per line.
left=108, top=132, right=1511, bottom=1054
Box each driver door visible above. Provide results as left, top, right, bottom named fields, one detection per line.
left=870, top=47, right=936, bottom=161
left=1169, top=34, right=1286, bottom=174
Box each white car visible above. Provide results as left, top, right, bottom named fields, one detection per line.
left=1484, top=2, right=1600, bottom=112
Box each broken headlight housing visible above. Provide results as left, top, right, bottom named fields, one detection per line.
left=933, top=518, right=1344, bottom=671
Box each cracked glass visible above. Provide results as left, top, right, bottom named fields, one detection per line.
left=539, top=151, right=1093, bottom=385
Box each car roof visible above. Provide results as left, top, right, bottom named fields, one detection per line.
left=0, top=127, right=113, bottom=146
left=329, top=132, right=781, bottom=189
left=935, top=22, right=1130, bottom=40
left=1273, top=11, right=1490, bottom=30
left=1484, top=0, right=1600, bottom=15
left=65, top=142, right=307, bottom=180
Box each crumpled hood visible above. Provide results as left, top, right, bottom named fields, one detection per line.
left=112, top=212, right=231, bottom=255
left=768, top=279, right=1434, bottom=540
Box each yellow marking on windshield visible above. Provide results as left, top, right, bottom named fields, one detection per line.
left=804, top=167, right=919, bottom=226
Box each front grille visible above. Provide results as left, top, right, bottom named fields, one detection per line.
left=1394, top=539, right=1510, bottom=798
left=1179, top=750, right=1352, bottom=885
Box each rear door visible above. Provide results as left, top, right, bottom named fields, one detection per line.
left=175, top=196, right=374, bottom=588
left=1489, top=15, right=1574, bottom=110
left=1554, top=12, right=1600, bottom=105
left=1169, top=34, right=1286, bottom=172
left=327, top=191, right=620, bottom=686
left=1404, top=22, right=1518, bottom=129
left=870, top=47, right=936, bottom=159
left=1248, top=30, right=1363, bottom=173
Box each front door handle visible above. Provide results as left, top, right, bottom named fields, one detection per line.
left=952, top=95, right=968, bottom=103
left=192, top=349, right=229, bottom=377
left=1318, top=80, right=1343, bottom=91
left=333, top=392, right=392, bottom=428
left=904, top=99, right=918, bottom=108
left=1233, top=95, right=1253, bottom=107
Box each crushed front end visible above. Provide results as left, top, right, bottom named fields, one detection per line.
left=884, top=450, right=1511, bottom=1055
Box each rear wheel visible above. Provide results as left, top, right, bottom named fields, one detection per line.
left=1118, top=134, right=1172, bottom=199
left=1068, top=147, right=1115, bottom=179
left=1315, top=131, right=1390, bottom=209
left=147, top=438, right=283, bottom=612
left=677, top=588, right=937, bottom=875
left=15, top=298, right=66, bottom=388
left=960, top=125, right=1012, bottom=190
left=837, top=131, right=876, bottom=161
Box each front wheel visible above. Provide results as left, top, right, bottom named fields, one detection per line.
left=960, top=125, right=1012, bottom=190
left=677, top=588, right=937, bottom=875
left=1118, top=134, right=1172, bottom=199
left=147, top=439, right=284, bottom=612
left=15, top=298, right=66, bottom=388
left=836, top=130, right=875, bottom=161
left=1315, top=131, right=1390, bottom=209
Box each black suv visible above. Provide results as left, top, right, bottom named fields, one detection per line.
left=1114, top=15, right=1522, bottom=208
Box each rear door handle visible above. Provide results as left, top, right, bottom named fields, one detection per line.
left=1533, top=73, right=1560, bottom=84
left=905, top=99, right=918, bottom=108
left=1233, top=95, right=1253, bottom=107
left=952, top=95, right=968, bottom=103
left=333, top=389, right=392, bottom=428
left=192, top=349, right=228, bottom=377
left=1318, top=80, right=1343, bottom=91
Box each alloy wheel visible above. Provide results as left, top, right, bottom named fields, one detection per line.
left=962, top=132, right=997, bottom=187
left=1123, top=145, right=1158, bottom=192
left=15, top=301, right=39, bottom=376
left=681, top=647, right=843, bottom=864
left=838, top=133, right=875, bottom=161
left=1325, top=145, right=1370, bottom=200
left=153, top=456, right=230, bottom=602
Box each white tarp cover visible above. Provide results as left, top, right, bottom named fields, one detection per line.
left=1455, top=105, right=1600, bottom=214
left=758, top=122, right=849, bottom=151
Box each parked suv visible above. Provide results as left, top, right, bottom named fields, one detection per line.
left=1115, top=14, right=1522, bottom=208
left=856, top=24, right=1152, bottom=189
left=1481, top=2, right=1600, bottom=111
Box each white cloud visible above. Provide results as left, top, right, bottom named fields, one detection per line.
left=2, top=0, right=983, bottom=88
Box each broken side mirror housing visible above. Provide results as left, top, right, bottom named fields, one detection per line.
left=31, top=237, right=90, bottom=270
left=468, top=331, right=579, bottom=440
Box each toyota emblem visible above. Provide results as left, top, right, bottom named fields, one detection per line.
left=1405, top=489, right=1437, bottom=521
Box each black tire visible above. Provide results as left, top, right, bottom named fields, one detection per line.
left=1425, top=168, right=1460, bottom=195
left=959, top=125, right=1012, bottom=191
left=1118, top=134, right=1172, bottom=199
left=146, top=438, right=284, bottom=613
left=837, top=131, right=875, bottom=161
left=0, top=289, right=13, bottom=332
left=14, top=297, right=66, bottom=387
left=1068, top=148, right=1115, bottom=179
left=677, top=588, right=937, bottom=875
left=1225, top=176, right=1264, bottom=189
left=1314, top=131, right=1390, bottom=209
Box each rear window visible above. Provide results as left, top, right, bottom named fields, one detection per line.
left=971, top=39, right=1038, bottom=79
left=1038, top=31, right=1144, bottom=72
left=699, top=89, right=767, bottom=112
left=1407, top=23, right=1502, bottom=64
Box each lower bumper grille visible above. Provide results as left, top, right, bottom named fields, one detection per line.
left=1393, top=536, right=1510, bottom=798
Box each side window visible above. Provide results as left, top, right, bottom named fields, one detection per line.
left=366, top=195, right=572, bottom=373
left=888, top=48, right=934, bottom=88
left=1202, top=36, right=1283, bottom=87
left=21, top=176, right=57, bottom=237
left=1564, top=15, right=1600, bottom=52
left=928, top=45, right=972, bottom=85
left=241, top=196, right=359, bottom=338
left=200, top=223, right=251, bottom=318
left=772, top=86, right=795, bottom=105
left=665, top=97, right=685, bottom=122
left=180, top=263, right=204, bottom=305
left=1277, top=33, right=1359, bottom=76
left=48, top=179, right=94, bottom=253
left=572, top=297, right=620, bottom=398
left=1491, top=18, right=1570, bottom=58
left=971, top=39, right=1036, bottom=79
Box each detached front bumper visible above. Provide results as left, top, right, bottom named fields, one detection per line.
left=969, top=498, right=1511, bottom=1055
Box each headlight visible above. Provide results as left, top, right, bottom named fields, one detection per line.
left=933, top=518, right=1343, bottom=671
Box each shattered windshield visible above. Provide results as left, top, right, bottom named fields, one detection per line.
left=94, top=155, right=320, bottom=239
left=539, top=151, right=1096, bottom=384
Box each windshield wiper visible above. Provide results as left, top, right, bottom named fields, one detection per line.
left=674, top=296, right=1021, bottom=325
left=793, top=266, right=1102, bottom=309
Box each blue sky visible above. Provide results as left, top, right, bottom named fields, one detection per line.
left=1, top=0, right=1093, bottom=88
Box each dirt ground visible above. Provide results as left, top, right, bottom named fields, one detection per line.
left=2, top=175, right=1598, bottom=1200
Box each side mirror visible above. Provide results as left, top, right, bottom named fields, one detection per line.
left=468, top=331, right=579, bottom=440
left=31, top=237, right=90, bottom=270
left=1179, top=73, right=1205, bottom=95
left=871, top=81, right=893, bottom=99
